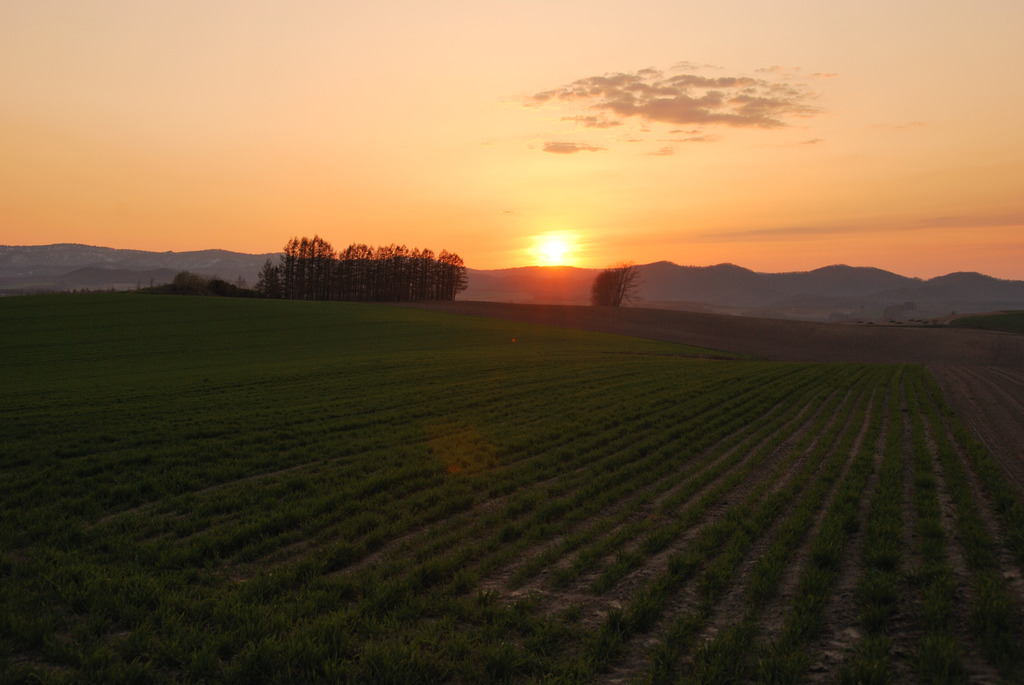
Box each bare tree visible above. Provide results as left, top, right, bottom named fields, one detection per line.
left=591, top=262, right=640, bottom=307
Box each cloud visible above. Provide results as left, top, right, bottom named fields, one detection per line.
left=699, top=225, right=855, bottom=241
left=870, top=121, right=926, bottom=131
left=671, top=61, right=722, bottom=71
left=647, top=146, right=675, bottom=156
left=529, top=66, right=820, bottom=130
left=907, top=213, right=1024, bottom=229
left=562, top=115, right=623, bottom=129
left=542, top=141, right=606, bottom=154
left=697, top=213, right=1024, bottom=242
left=664, top=134, right=717, bottom=143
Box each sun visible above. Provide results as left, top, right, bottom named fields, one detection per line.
left=531, top=232, right=577, bottom=266
left=541, top=238, right=568, bottom=264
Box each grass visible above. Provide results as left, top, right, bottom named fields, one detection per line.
left=2, top=293, right=1023, bottom=683
left=837, top=370, right=905, bottom=684
left=914, top=374, right=1024, bottom=679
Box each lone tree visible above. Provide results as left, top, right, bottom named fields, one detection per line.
left=591, top=262, right=640, bottom=307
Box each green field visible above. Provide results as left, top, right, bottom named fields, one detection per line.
left=949, top=310, right=1024, bottom=334
left=2, top=295, right=1023, bottom=683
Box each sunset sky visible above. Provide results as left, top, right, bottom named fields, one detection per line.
left=2, top=1, right=1022, bottom=278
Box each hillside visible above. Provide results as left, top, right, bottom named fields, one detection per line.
left=465, top=262, right=1024, bottom=322
left=4, top=244, right=1024, bottom=321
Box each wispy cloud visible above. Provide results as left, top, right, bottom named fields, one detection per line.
left=528, top=66, right=821, bottom=132
left=698, top=213, right=1024, bottom=242
left=907, top=213, right=1024, bottom=229
left=699, top=225, right=856, bottom=242
left=562, top=115, right=623, bottom=129
left=870, top=121, right=927, bottom=131
left=671, top=61, right=723, bottom=72
left=542, top=141, right=606, bottom=154
left=662, top=134, right=717, bottom=144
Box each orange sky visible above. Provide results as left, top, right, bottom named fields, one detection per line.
left=2, top=1, right=1023, bottom=279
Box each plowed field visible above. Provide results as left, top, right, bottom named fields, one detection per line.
left=931, top=365, right=1024, bottom=497
left=413, top=301, right=1024, bottom=499
left=3, top=296, right=1023, bottom=683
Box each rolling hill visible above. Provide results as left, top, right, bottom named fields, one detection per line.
left=464, top=262, right=1024, bottom=321
left=3, top=244, right=1023, bottom=321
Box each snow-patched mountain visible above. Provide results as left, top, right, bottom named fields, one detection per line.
left=0, top=244, right=278, bottom=292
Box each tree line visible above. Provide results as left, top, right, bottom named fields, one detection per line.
left=255, top=235, right=468, bottom=301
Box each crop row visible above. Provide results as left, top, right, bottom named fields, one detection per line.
left=3, top=297, right=1024, bottom=683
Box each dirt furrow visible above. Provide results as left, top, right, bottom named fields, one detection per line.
left=925, top=378, right=1024, bottom=611
left=711, top=385, right=875, bottom=652
left=930, top=364, right=1024, bottom=497
left=796, top=387, right=887, bottom=681
left=595, top=383, right=859, bottom=682
left=478, top=383, right=812, bottom=600
left=919, top=402, right=1004, bottom=683
left=882, top=376, right=924, bottom=682
left=330, top=390, right=711, bottom=580
left=560, top=393, right=820, bottom=596
left=489, top=397, right=805, bottom=617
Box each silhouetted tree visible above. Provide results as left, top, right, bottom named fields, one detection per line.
left=276, top=237, right=467, bottom=302
left=255, top=259, right=281, bottom=298
left=307, top=235, right=335, bottom=301
left=591, top=262, right=640, bottom=307
left=142, top=271, right=254, bottom=297
left=280, top=237, right=301, bottom=299
left=437, top=250, right=468, bottom=301
left=171, top=270, right=210, bottom=295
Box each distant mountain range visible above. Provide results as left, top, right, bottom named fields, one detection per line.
left=3, top=244, right=1023, bottom=322
left=0, top=244, right=277, bottom=293
left=465, top=262, right=1024, bottom=321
